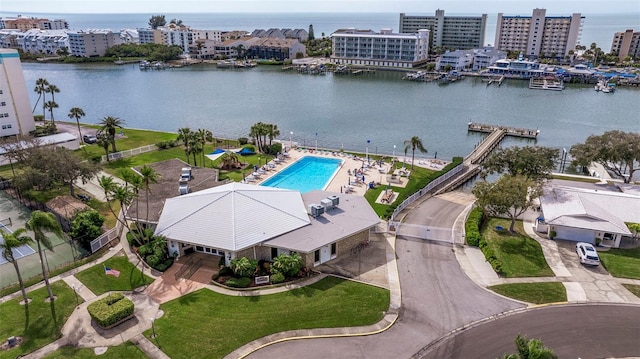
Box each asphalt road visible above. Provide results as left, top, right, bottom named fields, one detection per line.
left=246, top=193, right=523, bottom=358
left=421, top=304, right=640, bottom=359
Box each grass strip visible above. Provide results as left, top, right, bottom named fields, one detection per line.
left=0, top=281, right=80, bottom=359
left=489, top=282, right=567, bottom=304
left=481, top=218, right=554, bottom=278
left=146, top=276, right=389, bottom=358
left=42, top=342, right=146, bottom=359
left=75, top=255, right=154, bottom=295
left=599, top=247, right=640, bottom=279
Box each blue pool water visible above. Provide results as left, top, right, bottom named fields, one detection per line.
left=261, top=156, right=342, bottom=193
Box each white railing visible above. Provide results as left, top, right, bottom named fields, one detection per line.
left=90, top=227, right=118, bottom=253
left=390, top=164, right=464, bottom=221
left=101, top=144, right=158, bottom=163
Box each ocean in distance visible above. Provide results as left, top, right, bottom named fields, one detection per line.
left=21, top=62, right=640, bottom=162
left=2, top=11, right=639, bottom=48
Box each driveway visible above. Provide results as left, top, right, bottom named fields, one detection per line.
left=244, top=192, right=524, bottom=358
left=556, top=240, right=640, bottom=303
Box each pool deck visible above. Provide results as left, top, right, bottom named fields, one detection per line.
left=255, top=148, right=447, bottom=196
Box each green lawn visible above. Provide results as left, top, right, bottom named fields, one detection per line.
left=481, top=218, right=554, bottom=278
left=0, top=281, right=80, bottom=359
left=622, top=284, right=640, bottom=298
left=147, top=276, right=389, bottom=359
left=364, top=159, right=462, bottom=218
left=42, top=342, right=147, bottom=359
left=599, top=247, right=640, bottom=279
left=75, top=255, right=154, bottom=295
left=489, top=282, right=567, bottom=304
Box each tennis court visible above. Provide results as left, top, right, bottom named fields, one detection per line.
left=0, top=219, right=37, bottom=265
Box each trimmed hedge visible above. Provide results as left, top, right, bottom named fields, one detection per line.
left=87, top=293, right=135, bottom=328
left=270, top=272, right=285, bottom=284
left=465, top=206, right=484, bottom=246
left=225, top=277, right=251, bottom=288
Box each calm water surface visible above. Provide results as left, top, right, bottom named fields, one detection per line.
left=22, top=62, right=639, bottom=160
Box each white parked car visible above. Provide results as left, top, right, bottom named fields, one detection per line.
left=576, top=242, right=600, bottom=266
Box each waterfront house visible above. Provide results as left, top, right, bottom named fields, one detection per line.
left=538, top=185, right=640, bottom=248
left=154, top=182, right=379, bottom=268
left=486, top=58, right=544, bottom=78
left=436, top=50, right=474, bottom=71
left=472, top=48, right=507, bottom=71
left=68, top=29, right=121, bottom=57
left=17, top=29, right=68, bottom=55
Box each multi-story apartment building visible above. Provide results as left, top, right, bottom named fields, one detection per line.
left=611, top=29, right=640, bottom=61
left=251, top=28, right=309, bottom=42
left=494, top=8, right=583, bottom=59
left=0, top=17, right=68, bottom=31
left=331, top=28, right=430, bottom=68
left=0, top=49, right=35, bottom=138
left=246, top=38, right=306, bottom=60
left=399, top=10, right=487, bottom=50
left=68, top=29, right=120, bottom=57
left=18, top=29, right=68, bottom=55
left=191, top=29, right=222, bottom=43
left=137, top=28, right=164, bottom=45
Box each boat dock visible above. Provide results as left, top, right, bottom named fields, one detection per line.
left=467, top=122, right=539, bottom=139
left=484, top=75, right=505, bottom=86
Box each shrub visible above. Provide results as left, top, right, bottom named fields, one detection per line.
left=230, top=257, right=258, bottom=277
left=270, top=272, right=285, bottom=284
left=87, top=293, right=135, bottom=328
left=157, top=141, right=169, bottom=149
left=465, top=207, right=484, bottom=247
left=238, top=137, right=249, bottom=145
left=154, top=258, right=173, bottom=272
left=70, top=210, right=105, bottom=250
left=272, top=253, right=303, bottom=277
left=218, top=266, right=234, bottom=276
left=225, top=277, right=251, bottom=288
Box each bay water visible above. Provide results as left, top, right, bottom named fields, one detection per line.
left=22, top=62, right=639, bottom=160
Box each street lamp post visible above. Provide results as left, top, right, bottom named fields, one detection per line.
left=289, top=131, right=293, bottom=151
left=150, top=318, right=157, bottom=339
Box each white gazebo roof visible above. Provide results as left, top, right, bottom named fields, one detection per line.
left=155, top=182, right=310, bottom=251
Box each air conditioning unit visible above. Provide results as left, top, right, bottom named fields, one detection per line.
left=308, top=204, right=325, bottom=217
left=328, top=195, right=339, bottom=206
left=320, top=198, right=333, bottom=211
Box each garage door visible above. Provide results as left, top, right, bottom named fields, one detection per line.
left=556, top=226, right=594, bottom=243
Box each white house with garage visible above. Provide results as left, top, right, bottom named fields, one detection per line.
left=538, top=185, right=640, bottom=248
left=154, top=182, right=379, bottom=267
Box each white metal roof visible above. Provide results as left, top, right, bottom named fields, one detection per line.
left=264, top=190, right=380, bottom=253
left=541, top=185, right=640, bottom=235
left=154, top=182, right=310, bottom=251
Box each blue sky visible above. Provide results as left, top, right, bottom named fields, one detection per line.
left=2, top=0, right=639, bottom=14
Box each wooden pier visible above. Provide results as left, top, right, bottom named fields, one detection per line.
left=467, top=122, right=539, bottom=139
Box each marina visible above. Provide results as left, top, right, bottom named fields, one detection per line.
left=528, top=76, right=565, bottom=91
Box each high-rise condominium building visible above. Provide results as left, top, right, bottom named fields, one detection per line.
left=611, top=29, right=640, bottom=61
left=495, top=8, right=583, bottom=58
left=399, top=10, right=487, bottom=50
left=0, top=49, right=35, bottom=138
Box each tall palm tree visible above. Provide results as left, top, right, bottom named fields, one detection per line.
left=68, top=107, right=86, bottom=148
left=267, top=124, right=280, bottom=152
left=46, top=84, right=60, bottom=125
left=25, top=211, right=62, bottom=301
left=98, top=116, right=125, bottom=153
left=196, top=129, right=213, bottom=166
left=96, top=133, right=111, bottom=160
left=176, top=127, right=193, bottom=163
left=33, top=78, right=49, bottom=114
left=139, top=165, right=160, bottom=224
left=44, top=101, right=59, bottom=127
left=0, top=228, right=34, bottom=304
left=97, top=175, right=115, bottom=201
left=404, top=136, right=428, bottom=171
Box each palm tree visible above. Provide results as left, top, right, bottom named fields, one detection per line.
left=196, top=129, right=213, bottom=165
left=176, top=127, right=193, bottom=163
left=97, top=175, right=115, bottom=201
left=44, top=100, right=59, bottom=127
left=404, top=136, right=428, bottom=171
left=0, top=228, right=34, bottom=304
left=25, top=211, right=62, bottom=301
left=33, top=78, right=49, bottom=114
left=98, top=116, right=125, bottom=153
left=46, top=84, right=60, bottom=118
left=267, top=124, right=280, bottom=152
left=139, top=165, right=160, bottom=224
left=68, top=107, right=86, bottom=148
left=96, top=132, right=111, bottom=160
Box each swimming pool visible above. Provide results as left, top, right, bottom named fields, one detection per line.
left=261, top=156, right=342, bottom=193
